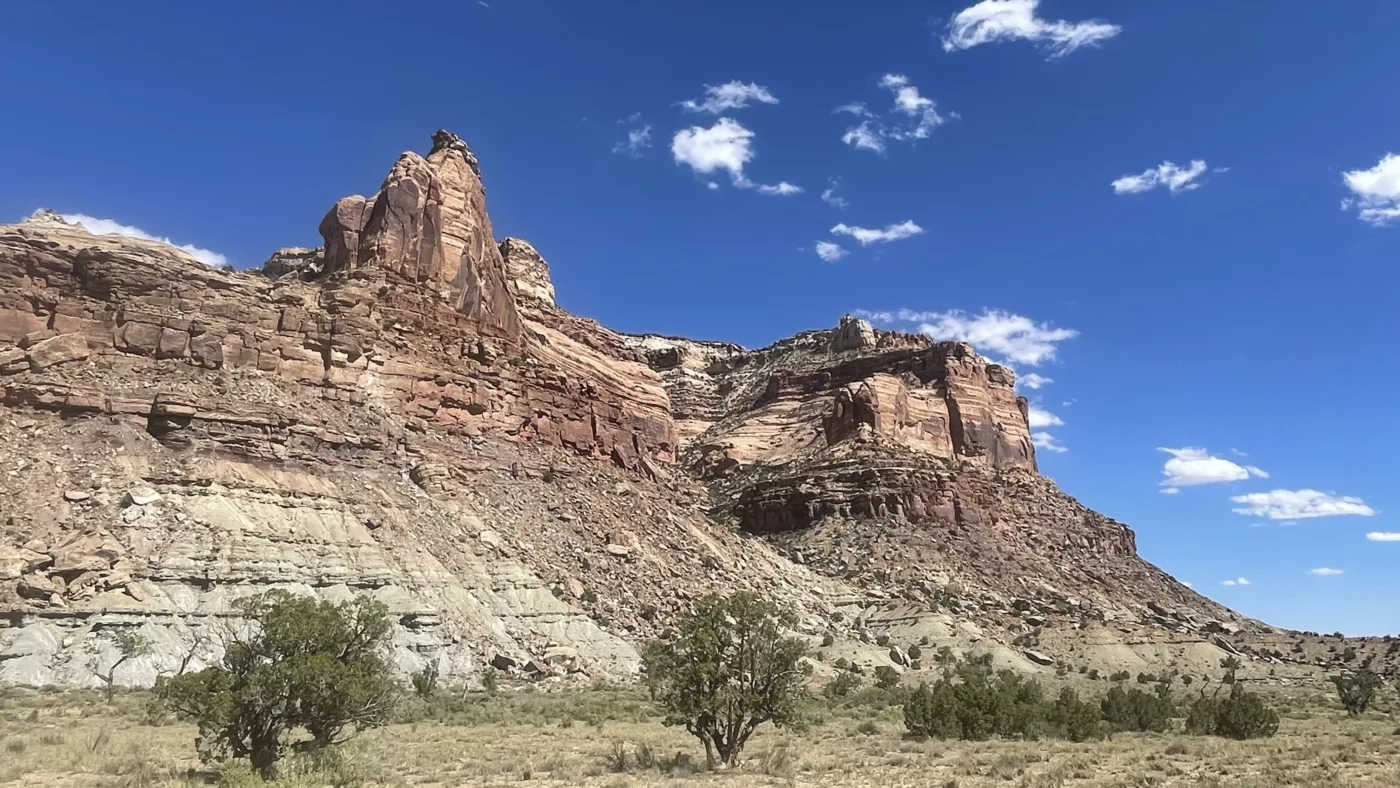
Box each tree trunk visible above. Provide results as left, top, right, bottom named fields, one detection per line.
left=250, top=736, right=281, bottom=781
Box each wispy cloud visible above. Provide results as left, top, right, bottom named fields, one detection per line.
left=679, top=81, right=779, bottom=114
left=1158, top=447, right=1268, bottom=489
left=821, top=179, right=849, bottom=209
left=1019, top=372, right=1053, bottom=390
left=838, top=74, right=952, bottom=154
left=1308, top=567, right=1343, bottom=576
left=1112, top=161, right=1212, bottom=195
left=830, top=220, right=924, bottom=245
left=1341, top=152, right=1400, bottom=225
left=1365, top=532, right=1400, bottom=542
left=943, top=0, right=1121, bottom=58
left=815, top=241, right=848, bottom=263
left=1231, top=490, right=1376, bottom=520
left=1221, top=577, right=1251, bottom=586
left=756, top=181, right=803, bottom=196
left=612, top=118, right=653, bottom=158
left=56, top=212, right=227, bottom=267
left=1032, top=431, right=1067, bottom=453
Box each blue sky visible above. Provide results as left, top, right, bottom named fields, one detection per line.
left=2, top=1, right=1397, bottom=634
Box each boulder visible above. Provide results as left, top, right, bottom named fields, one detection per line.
left=16, top=574, right=55, bottom=599
left=123, top=486, right=162, bottom=507
left=1024, top=649, right=1055, bottom=666
left=0, top=546, right=51, bottom=580
left=26, top=333, right=89, bottom=370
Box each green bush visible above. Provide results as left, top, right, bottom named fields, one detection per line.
left=1185, top=684, right=1279, bottom=739
left=1100, top=685, right=1174, bottom=733
left=1047, top=687, right=1105, bottom=742
left=1332, top=671, right=1383, bottom=716
left=874, top=666, right=901, bottom=691
left=907, top=644, right=923, bottom=661
left=902, top=655, right=1046, bottom=741
left=824, top=670, right=863, bottom=698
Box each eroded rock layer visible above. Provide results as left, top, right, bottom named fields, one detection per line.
left=2, top=133, right=1389, bottom=690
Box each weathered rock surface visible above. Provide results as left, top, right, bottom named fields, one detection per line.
left=1, top=132, right=1386, bottom=690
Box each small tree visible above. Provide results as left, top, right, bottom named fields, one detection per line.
left=1332, top=670, right=1383, bottom=716
left=1185, top=683, right=1279, bottom=739
left=641, top=592, right=812, bottom=769
left=411, top=659, right=441, bottom=700
left=91, top=629, right=153, bottom=702
left=874, top=665, right=901, bottom=691
left=158, top=591, right=399, bottom=779
left=1047, top=687, right=1105, bottom=742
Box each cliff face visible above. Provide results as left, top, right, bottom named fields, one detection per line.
left=1, top=132, right=1381, bottom=690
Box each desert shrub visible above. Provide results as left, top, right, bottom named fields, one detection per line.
left=904, top=681, right=960, bottom=739
left=158, top=590, right=398, bottom=779
left=1332, top=670, right=1383, bottom=716
left=410, top=660, right=440, bottom=700
left=824, top=670, right=863, bottom=698
left=1185, top=684, right=1279, bottom=739
left=874, top=666, right=902, bottom=691
left=1047, top=687, right=1105, bottom=742
left=1100, top=685, right=1174, bottom=733
left=902, top=655, right=1046, bottom=741
left=642, top=592, right=811, bottom=768
left=907, top=644, right=923, bottom=660
left=1109, top=671, right=1131, bottom=683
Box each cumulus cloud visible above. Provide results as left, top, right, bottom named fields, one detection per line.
left=1341, top=152, right=1400, bottom=225
left=1221, top=577, right=1251, bottom=586
left=863, top=309, right=1076, bottom=366
left=1032, top=431, right=1067, bottom=453
left=821, top=179, right=849, bottom=209
left=841, top=122, right=886, bottom=154
left=1231, top=490, right=1376, bottom=520
left=679, top=81, right=779, bottom=114
left=1366, top=532, right=1400, bottom=542
left=1027, top=405, right=1063, bottom=429
left=838, top=74, right=951, bottom=154
left=672, top=118, right=755, bottom=183
left=815, top=241, right=848, bottom=263
left=1158, top=447, right=1268, bottom=489
left=57, top=213, right=227, bottom=267
left=830, top=220, right=924, bottom=245
left=1112, top=161, right=1211, bottom=195
left=1019, top=372, right=1053, bottom=390
left=1308, top=567, right=1343, bottom=576
left=943, top=0, right=1121, bottom=58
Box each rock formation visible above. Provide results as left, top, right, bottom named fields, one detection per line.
left=0, top=132, right=1388, bottom=690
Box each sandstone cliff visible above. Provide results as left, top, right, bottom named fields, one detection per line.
left=1, top=133, right=1385, bottom=690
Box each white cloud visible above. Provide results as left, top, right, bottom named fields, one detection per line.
left=58, top=213, right=227, bottom=267
left=821, top=179, right=849, bottom=210
left=679, top=81, right=779, bottom=114
left=612, top=124, right=652, bottom=157
left=1231, top=490, right=1376, bottom=520
left=1161, top=487, right=1180, bottom=495
left=815, top=241, right=848, bottom=263
left=839, top=75, right=950, bottom=153
left=672, top=118, right=755, bottom=184
left=1112, top=160, right=1211, bottom=195
left=1366, top=532, right=1400, bottom=542
left=1019, top=372, right=1053, bottom=390
left=1308, top=567, right=1344, bottom=577
left=1341, top=153, right=1400, bottom=225
left=868, top=309, right=1076, bottom=366
left=1182, top=581, right=1193, bottom=588
left=1027, top=405, right=1063, bottom=429
left=756, top=181, right=803, bottom=196
left=943, top=0, right=1121, bottom=58
left=830, top=220, right=924, bottom=245
left=706, top=182, right=720, bottom=191
left=1158, top=447, right=1268, bottom=489
left=841, top=122, right=886, bottom=154
left=1032, top=431, right=1067, bottom=453
left=1221, top=577, right=1251, bottom=586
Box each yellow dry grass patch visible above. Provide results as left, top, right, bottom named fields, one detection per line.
left=1, top=688, right=1398, bottom=787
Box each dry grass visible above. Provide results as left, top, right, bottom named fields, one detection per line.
left=1, top=687, right=1398, bottom=787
